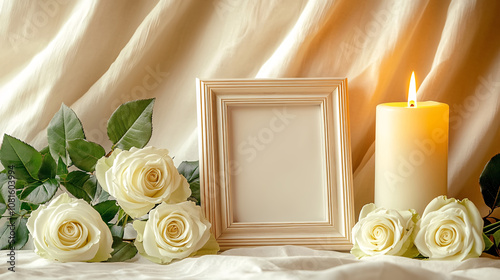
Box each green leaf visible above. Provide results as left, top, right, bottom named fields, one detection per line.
left=14, top=180, right=26, bottom=190
left=20, top=202, right=39, bottom=212
left=61, top=173, right=99, bottom=203
left=0, top=202, right=5, bottom=217
left=0, top=174, right=8, bottom=216
left=0, top=216, right=29, bottom=250
left=178, top=161, right=200, bottom=182
left=93, top=180, right=110, bottom=204
left=0, top=174, right=19, bottom=215
left=116, top=208, right=130, bottom=227
left=93, top=200, right=119, bottom=223
left=484, top=232, right=494, bottom=251
left=484, top=220, right=500, bottom=235
left=19, top=179, right=58, bottom=204
left=38, top=152, right=57, bottom=180
left=480, top=153, right=500, bottom=212
left=11, top=216, right=28, bottom=249
left=39, top=146, right=50, bottom=155
left=47, top=104, right=85, bottom=166
left=106, top=237, right=138, bottom=262
left=0, top=134, right=42, bottom=182
left=178, top=161, right=200, bottom=205
left=109, top=224, right=124, bottom=238
left=0, top=173, right=23, bottom=216
left=413, top=254, right=429, bottom=259
left=494, top=229, right=500, bottom=247
left=82, top=175, right=98, bottom=202
left=107, top=98, right=155, bottom=150
left=67, top=139, right=105, bottom=172
left=0, top=218, right=11, bottom=249
left=61, top=171, right=92, bottom=202
left=56, top=157, right=68, bottom=181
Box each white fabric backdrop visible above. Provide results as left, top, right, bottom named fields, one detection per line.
left=1, top=0, right=500, bottom=278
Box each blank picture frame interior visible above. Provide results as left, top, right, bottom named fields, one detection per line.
left=197, top=78, right=354, bottom=251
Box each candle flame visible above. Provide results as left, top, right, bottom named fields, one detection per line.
left=408, top=71, right=417, bottom=108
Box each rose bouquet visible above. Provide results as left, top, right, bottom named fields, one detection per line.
left=0, top=98, right=219, bottom=263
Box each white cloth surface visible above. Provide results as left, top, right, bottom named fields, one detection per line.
left=1, top=0, right=500, bottom=278
left=2, top=246, right=500, bottom=280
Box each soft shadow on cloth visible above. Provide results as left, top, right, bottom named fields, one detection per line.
left=0, top=0, right=499, bottom=219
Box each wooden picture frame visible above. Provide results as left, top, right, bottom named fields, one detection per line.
left=196, top=78, right=354, bottom=250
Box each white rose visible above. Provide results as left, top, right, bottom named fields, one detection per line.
left=26, top=193, right=113, bottom=262
left=351, top=203, right=419, bottom=258
left=414, top=196, right=484, bottom=261
left=133, top=201, right=214, bottom=264
left=95, top=146, right=191, bottom=218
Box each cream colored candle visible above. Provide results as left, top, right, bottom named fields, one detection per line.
left=374, top=73, right=449, bottom=213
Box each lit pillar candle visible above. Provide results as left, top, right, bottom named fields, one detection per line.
left=375, top=72, right=449, bottom=213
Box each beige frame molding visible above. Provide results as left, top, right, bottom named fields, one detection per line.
left=196, top=78, right=354, bottom=251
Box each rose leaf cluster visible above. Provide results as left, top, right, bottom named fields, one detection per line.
left=0, top=98, right=157, bottom=254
